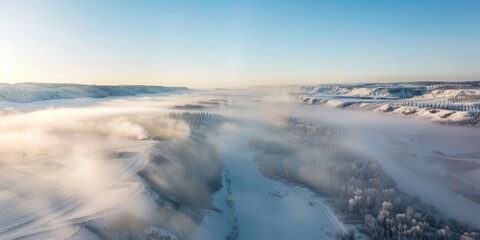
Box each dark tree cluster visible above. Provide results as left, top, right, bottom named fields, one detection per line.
left=166, top=112, right=223, bottom=129
left=172, top=104, right=205, bottom=110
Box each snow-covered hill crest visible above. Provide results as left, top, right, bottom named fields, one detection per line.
left=0, top=83, right=188, bottom=103
left=294, top=81, right=480, bottom=125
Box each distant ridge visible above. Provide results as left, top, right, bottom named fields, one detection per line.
left=0, top=82, right=188, bottom=103
left=294, top=81, right=480, bottom=126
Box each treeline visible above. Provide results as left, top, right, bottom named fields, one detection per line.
left=249, top=117, right=479, bottom=240
left=172, top=104, right=205, bottom=110
left=376, top=93, right=480, bottom=112
left=275, top=117, right=346, bottom=149
left=166, top=112, right=223, bottom=129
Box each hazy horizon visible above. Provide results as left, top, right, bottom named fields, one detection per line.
left=3, top=78, right=480, bottom=90
left=1, top=0, right=479, bottom=88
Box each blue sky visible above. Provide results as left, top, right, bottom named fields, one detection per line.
left=1, top=0, right=479, bottom=87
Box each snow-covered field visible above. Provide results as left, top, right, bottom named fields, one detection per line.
left=1, top=84, right=480, bottom=239
left=295, top=81, right=480, bottom=125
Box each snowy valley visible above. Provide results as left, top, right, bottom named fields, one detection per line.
left=0, top=83, right=479, bottom=240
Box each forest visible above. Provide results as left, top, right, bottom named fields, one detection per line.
left=249, top=117, right=479, bottom=240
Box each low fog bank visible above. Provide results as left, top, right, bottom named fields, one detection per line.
left=287, top=104, right=480, bottom=224
left=0, top=93, right=227, bottom=240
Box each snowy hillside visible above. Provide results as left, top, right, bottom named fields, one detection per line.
left=0, top=83, right=188, bottom=103
left=295, top=81, right=480, bottom=125
left=295, top=83, right=428, bottom=99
